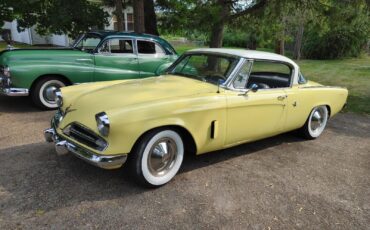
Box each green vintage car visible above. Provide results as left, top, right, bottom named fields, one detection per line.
left=0, top=31, right=177, bottom=109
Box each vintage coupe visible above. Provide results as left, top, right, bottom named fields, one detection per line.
left=44, top=48, right=348, bottom=187
left=0, top=31, right=177, bottom=109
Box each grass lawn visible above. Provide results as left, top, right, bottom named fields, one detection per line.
left=173, top=44, right=370, bottom=115
left=0, top=41, right=34, bottom=50
left=297, top=57, right=369, bottom=115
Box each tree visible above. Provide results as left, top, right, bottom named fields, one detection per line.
left=114, top=0, right=125, bottom=31
left=157, top=0, right=268, bottom=47
left=144, top=0, right=159, bottom=35
left=104, top=0, right=158, bottom=35
left=133, top=0, right=145, bottom=33
left=2, top=0, right=109, bottom=38
left=303, top=0, right=369, bottom=59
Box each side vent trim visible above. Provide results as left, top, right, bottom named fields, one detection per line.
left=211, top=120, right=218, bottom=139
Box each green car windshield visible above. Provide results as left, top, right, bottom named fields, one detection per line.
left=72, top=33, right=102, bottom=52
left=169, top=53, right=239, bottom=85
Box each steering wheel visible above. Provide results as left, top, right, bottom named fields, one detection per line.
left=204, top=74, right=225, bottom=84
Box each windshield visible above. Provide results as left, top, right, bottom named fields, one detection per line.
left=168, top=53, right=239, bottom=85
left=72, top=33, right=102, bottom=52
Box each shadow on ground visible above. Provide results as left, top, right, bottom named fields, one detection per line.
left=0, top=132, right=302, bottom=215
left=0, top=95, right=40, bottom=113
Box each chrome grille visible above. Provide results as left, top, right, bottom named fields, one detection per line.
left=64, top=123, right=108, bottom=151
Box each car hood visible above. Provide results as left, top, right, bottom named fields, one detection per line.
left=0, top=48, right=92, bottom=66
left=61, top=75, right=218, bottom=117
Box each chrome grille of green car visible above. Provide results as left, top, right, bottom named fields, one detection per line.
left=63, top=123, right=108, bottom=151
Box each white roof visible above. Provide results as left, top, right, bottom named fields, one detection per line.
left=188, top=48, right=298, bottom=68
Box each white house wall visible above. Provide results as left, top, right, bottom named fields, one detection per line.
left=2, top=21, right=32, bottom=44
left=1, top=6, right=133, bottom=46
left=50, top=34, right=69, bottom=46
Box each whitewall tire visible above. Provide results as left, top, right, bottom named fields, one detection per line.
left=300, top=105, right=329, bottom=139
left=130, top=129, right=184, bottom=187
left=31, top=77, right=66, bottom=110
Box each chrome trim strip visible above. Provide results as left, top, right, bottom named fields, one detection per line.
left=0, top=87, right=29, bottom=96
left=299, top=86, right=347, bottom=89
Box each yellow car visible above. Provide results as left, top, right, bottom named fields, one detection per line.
left=44, top=48, right=348, bottom=187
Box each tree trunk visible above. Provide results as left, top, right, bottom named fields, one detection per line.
left=293, top=23, right=304, bottom=60
left=133, top=0, right=145, bottom=33
left=209, top=1, right=229, bottom=48
left=144, top=0, right=159, bottom=35
left=114, top=0, right=124, bottom=32
left=275, top=37, right=285, bottom=55
left=274, top=39, right=285, bottom=55
left=209, top=21, right=226, bottom=48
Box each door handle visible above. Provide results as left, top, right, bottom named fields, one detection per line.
left=277, top=95, right=287, bottom=101
left=76, top=58, right=92, bottom=62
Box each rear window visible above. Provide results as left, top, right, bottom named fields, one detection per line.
left=248, top=60, right=292, bottom=88
left=137, top=40, right=165, bottom=55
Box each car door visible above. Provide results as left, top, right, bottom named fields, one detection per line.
left=136, top=39, right=175, bottom=77
left=93, top=37, right=141, bottom=81
left=225, top=60, right=289, bottom=146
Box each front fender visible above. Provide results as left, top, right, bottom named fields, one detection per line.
left=10, top=63, right=94, bottom=89
left=105, top=93, right=227, bottom=155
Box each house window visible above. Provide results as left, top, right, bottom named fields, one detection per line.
left=126, top=13, right=134, bottom=31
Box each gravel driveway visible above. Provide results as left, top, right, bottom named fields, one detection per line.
left=0, top=95, right=369, bottom=229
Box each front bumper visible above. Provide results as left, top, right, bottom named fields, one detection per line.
left=44, top=126, right=127, bottom=170
left=0, top=87, right=29, bottom=96
left=0, top=75, right=29, bottom=96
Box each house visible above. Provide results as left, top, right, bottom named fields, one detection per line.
left=0, top=6, right=134, bottom=47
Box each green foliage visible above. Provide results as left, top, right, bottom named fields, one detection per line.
left=222, top=29, right=248, bottom=48
left=303, top=1, right=369, bottom=59
left=1, top=0, right=109, bottom=38
left=157, top=0, right=268, bottom=47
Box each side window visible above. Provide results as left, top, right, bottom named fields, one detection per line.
left=137, top=40, right=166, bottom=56
left=233, top=61, right=252, bottom=89
left=248, top=61, right=292, bottom=89
left=99, top=39, right=133, bottom=54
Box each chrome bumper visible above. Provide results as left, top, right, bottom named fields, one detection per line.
left=0, top=87, right=29, bottom=96
left=44, top=127, right=127, bottom=170
left=0, top=75, right=29, bottom=96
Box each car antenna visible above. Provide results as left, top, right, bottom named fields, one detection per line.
left=217, top=79, right=223, bottom=94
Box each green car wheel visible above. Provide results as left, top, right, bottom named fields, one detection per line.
left=31, top=77, right=68, bottom=110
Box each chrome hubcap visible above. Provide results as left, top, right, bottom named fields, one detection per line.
left=310, top=108, right=325, bottom=131
left=148, top=138, right=177, bottom=176
left=43, top=85, right=59, bottom=103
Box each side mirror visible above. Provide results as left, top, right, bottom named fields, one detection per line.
left=250, top=83, right=259, bottom=92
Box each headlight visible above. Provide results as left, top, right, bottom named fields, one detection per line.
left=55, top=89, right=63, bottom=107
left=95, top=112, right=110, bottom=137
left=3, top=66, right=10, bottom=77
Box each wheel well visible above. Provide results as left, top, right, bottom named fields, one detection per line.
left=30, top=74, right=72, bottom=92
left=325, top=105, right=331, bottom=118
left=131, top=125, right=197, bottom=155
